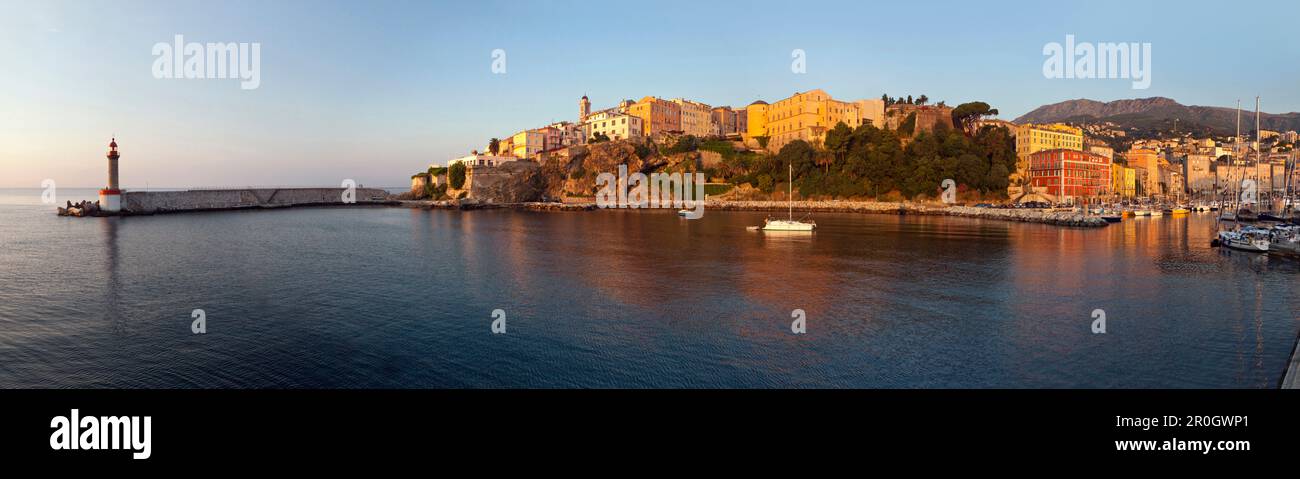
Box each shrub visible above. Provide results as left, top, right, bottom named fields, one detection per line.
left=449, top=162, right=467, bottom=189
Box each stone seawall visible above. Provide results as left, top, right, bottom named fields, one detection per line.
left=393, top=198, right=1108, bottom=227
left=121, top=188, right=392, bottom=215
left=704, top=200, right=1109, bottom=227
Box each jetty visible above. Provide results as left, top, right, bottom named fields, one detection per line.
left=706, top=200, right=1110, bottom=227
left=395, top=198, right=1108, bottom=227
left=60, top=187, right=393, bottom=217
left=60, top=137, right=394, bottom=217
left=1282, top=332, right=1300, bottom=389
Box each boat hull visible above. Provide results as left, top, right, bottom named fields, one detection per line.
left=763, top=220, right=815, bottom=231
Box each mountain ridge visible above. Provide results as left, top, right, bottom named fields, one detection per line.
left=1014, top=97, right=1300, bottom=136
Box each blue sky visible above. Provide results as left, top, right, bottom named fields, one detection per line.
left=2, top=0, right=1297, bottom=188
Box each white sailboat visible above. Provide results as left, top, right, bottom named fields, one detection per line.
left=761, top=164, right=816, bottom=231
left=1219, top=226, right=1271, bottom=252
left=1214, top=98, right=1271, bottom=253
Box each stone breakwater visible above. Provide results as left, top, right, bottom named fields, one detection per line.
left=704, top=200, right=1110, bottom=227
left=71, top=188, right=395, bottom=216
left=396, top=199, right=1107, bottom=227
left=399, top=199, right=597, bottom=211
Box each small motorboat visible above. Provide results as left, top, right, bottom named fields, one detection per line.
left=1150, top=210, right=1164, bottom=217
left=1134, top=210, right=1151, bottom=217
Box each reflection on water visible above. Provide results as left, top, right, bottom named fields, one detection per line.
left=0, top=192, right=1297, bottom=388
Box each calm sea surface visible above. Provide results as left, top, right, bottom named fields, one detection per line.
left=1, top=188, right=1298, bottom=388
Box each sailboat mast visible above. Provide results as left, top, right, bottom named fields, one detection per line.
left=788, top=164, right=793, bottom=221
left=1255, top=96, right=1262, bottom=208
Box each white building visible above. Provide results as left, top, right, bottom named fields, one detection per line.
left=448, top=152, right=517, bottom=168
left=583, top=109, right=643, bottom=141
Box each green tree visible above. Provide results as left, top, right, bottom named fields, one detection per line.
left=488, top=138, right=500, bottom=155
left=448, top=162, right=467, bottom=189
left=823, top=122, right=853, bottom=166
left=664, top=135, right=700, bottom=155
left=775, top=140, right=817, bottom=179
left=951, top=102, right=1000, bottom=135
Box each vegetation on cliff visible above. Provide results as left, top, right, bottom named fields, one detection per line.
left=721, top=121, right=1014, bottom=200
left=448, top=162, right=467, bottom=189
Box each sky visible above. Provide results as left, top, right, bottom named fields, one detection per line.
left=2, top=0, right=1298, bottom=188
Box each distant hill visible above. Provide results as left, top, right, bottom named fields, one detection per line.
left=1014, top=97, right=1300, bottom=137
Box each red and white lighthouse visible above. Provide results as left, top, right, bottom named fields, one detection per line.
left=99, top=138, right=122, bottom=213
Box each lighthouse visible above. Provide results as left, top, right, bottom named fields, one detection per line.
left=99, top=138, right=122, bottom=213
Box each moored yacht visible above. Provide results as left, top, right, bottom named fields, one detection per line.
left=760, top=165, right=816, bottom=232
left=1218, top=226, right=1270, bottom=252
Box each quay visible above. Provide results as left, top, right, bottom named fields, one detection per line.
left=396, top=198, right=1109, bottom=227
left=1282, top=332, right=1300, bottom=389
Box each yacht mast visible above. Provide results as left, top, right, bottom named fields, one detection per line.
left=1255, top=96, right=1261, bottom=208
left=788, top=164, right=793, bottom=221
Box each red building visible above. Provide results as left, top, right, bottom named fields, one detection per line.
left=1028, top=149, right=1111, bottom=203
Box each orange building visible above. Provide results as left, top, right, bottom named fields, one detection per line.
left=628, top=96, right=681, bottom=137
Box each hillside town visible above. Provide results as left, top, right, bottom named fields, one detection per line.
left=409, top=89, right=1300, bottom=208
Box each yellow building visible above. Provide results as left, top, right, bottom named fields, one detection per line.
left=1015, top=123, right=1083, bottom=158
left=762, top=89, right=884, bottom=152
left=628, top=96, right=681, bottom=137
left=1014, top=123, right=1083, bottom=183
left=509, top=129, right=545, bottom=158
left=672, top=98, right=713, bottom=137
left=745, top=100, right=769, bottom=139
left=1111, top=163, right=1136, bottom=198
left=1126, top=148, right=1160, bottom=196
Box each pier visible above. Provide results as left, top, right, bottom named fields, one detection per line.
left=395, top=198, right=1109, bottom=227
left=1283, top=332, right=1300, bottom=389
left=60, top=187, right=393, bottom=216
